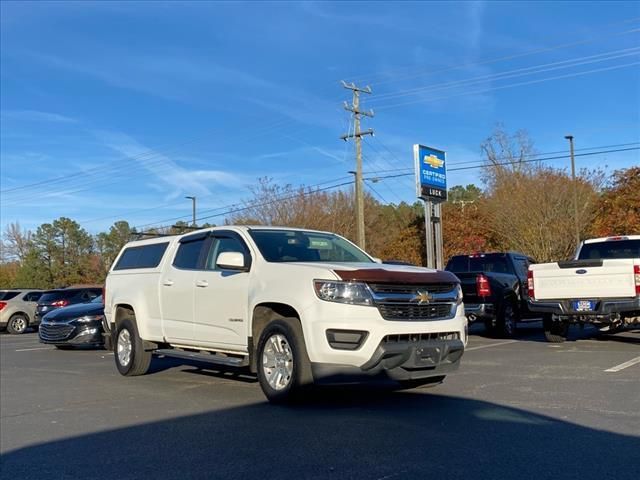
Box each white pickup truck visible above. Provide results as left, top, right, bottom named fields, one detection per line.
left=528, top=236, right=640, bottom=342
left=103, top=226, right=467, bottom=402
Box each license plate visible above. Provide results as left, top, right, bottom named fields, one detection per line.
left=573, top=300, right=596, bottom=312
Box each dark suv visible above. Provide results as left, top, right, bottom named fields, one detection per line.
left=35, top=287, right=102, bottom=324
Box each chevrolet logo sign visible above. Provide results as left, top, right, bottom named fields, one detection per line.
left=412, top=290, right=433, bottom=304
left=424, top=154, right=444, bottom=169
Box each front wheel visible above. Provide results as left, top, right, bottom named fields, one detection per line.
left=256, top=319, right=312, bottom=403
left=543, top=316, right=569, bottom=343
left=114, top=318, right=152, bottom=376
left=7, top=314, right=29, bottom=334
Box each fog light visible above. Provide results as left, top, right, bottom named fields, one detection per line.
left=326, top=329, right=368, bottom=350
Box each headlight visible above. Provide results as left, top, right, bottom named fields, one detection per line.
left=313, top=280, right=374, bottom=306
left=455, top=284, right=463, bottom=305
left=75, top=315, right=104, bottom=323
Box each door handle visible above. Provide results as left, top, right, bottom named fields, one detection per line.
left=163, top=280, right=174, bottom=287
left=195, top=280, right=209, bottom=288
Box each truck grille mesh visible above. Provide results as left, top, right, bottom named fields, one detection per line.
left=376, top=303, right=453, bottom=320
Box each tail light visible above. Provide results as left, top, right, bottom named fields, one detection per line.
left=476, top=274, right=491, bottom=297
left=527, top=270, right=535, bottom=299
left=634, top=265, right=640, bottom=296
left=51, top=299, right=69, bottom=307
left=0, top=301, right=6, bottom=311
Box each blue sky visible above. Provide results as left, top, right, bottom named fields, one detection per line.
left=1, top=1, right=639, bottom=234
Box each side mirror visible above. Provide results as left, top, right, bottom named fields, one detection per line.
left=216, top=252, right=247, bottom=271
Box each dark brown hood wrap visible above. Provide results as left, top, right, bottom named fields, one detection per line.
left=333, top=268, right=460, bottom=284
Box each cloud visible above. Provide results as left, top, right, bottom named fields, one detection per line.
left=17, top=49, right=277, bottom=105
left=1, top=109, right=77, bottom=123
left=92, top=129, right=245, bottom=201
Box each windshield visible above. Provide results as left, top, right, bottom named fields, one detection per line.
left=249, top=230, right=373, bottom=263
left=578, top=239, right=640, bottom=260
left=446, top=254, right=511, bottom=273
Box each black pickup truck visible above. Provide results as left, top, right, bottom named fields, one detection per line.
left=445, top=252, right=538, bottom=337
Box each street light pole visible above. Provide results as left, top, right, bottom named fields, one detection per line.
left=185, top=196, right=196, bottom=227
left=564, top=135, right=580, bottom=247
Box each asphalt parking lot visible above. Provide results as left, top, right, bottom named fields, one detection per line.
left=1, top=322, right=639, bottom=480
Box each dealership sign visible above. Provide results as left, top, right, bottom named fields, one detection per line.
left=414, top=144, right=447, bottom=202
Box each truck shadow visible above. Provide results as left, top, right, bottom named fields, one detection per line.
left=1, top=391, right=638, bottom=480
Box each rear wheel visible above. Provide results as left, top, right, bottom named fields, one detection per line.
left=7, top=314, right=28, bottom=334
left=497, top=302, right=519, bottom=338
left=543, top=315, right=569, bottom=343
left=114, top=318, right=152, bottom=376
left=256, top=318, right=312, bottom=403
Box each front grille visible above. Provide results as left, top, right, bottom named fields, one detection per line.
left=40, top=324, right=75, bottom=341
left=368, top=283, right=455, bottom=295
left=383, top=332, right=460, bottom=344
left=377, top=303, right=453, bottom=320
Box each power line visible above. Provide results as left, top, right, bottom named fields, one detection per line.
left=369, top=46, right=640, bottom=105
left=346, top=20, right=640, bottom=86
left=363, top=141, right=640, bottom=175
left=375, top=60, right=640, bottom=110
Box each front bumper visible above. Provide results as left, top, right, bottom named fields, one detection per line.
left=528, top=297, right=640, bottom=323
left=464, top=303, right=495, bottom=322
left=299, top=300, right=467, bottom=372
left=39, top=321, right=104, bottom=346
left=311, top=333, right=463, bottom=384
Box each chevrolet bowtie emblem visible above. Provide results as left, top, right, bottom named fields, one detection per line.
left=413, top=290, right=432, bottom=304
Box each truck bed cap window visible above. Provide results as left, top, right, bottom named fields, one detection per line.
left=114, top=242, right=169, bottom=270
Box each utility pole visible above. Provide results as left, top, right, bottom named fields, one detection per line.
left=340, top=80, right=374, bottom=250
left=185, top=196, right=196, bottom=227
left=564, top=135, right=580, bottom=247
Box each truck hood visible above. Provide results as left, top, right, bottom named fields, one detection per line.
left=282, top=262, right=459, bottom=284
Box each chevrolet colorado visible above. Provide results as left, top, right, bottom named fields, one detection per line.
left=104, top=226, right=467, bottom=402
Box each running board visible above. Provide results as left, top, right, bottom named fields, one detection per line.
left=155, top=349, right=249, bottom=368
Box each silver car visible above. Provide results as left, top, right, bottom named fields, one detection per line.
left=0, top=289, right=44, bottom=334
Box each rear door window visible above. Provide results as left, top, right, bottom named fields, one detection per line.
left=173, top=238, right=208, bottom=269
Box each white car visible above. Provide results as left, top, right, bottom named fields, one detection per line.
left=104, top=226, right=467, bottom=402
left=528, top=235, right=640, bottom=342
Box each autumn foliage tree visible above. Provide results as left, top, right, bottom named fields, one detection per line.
left=590, top=166, right=640, bottom=236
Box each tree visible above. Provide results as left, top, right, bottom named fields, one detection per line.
left=18, top=217, right=96, bottom=287
left=2, top=222, right=32, bottom=262
left=591, top=166, right=640, bottom=236
left=95, top=221, right=135, bottom=275
left=447, top=184, right=483, bottom=203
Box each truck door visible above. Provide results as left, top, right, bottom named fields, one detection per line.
left=159, top=232, right=209, bottom=343
left=511, top=256, right=533, bottom=315
left=193, top=231, right=251, bottom=350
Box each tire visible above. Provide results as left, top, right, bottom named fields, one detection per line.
left=7, top=314, right=29, bottom=335
left=114, top=317, right=152, bottom=376
left=543, top=316, right=569, bottom=343
left=55, top=345, right=74, bottom=350
left=396, top=375, right=446, bottom=390
left=256, top=318, right=313, bottom=403
left=497, top=301, right=519, bottom=338
left=483, top=318, right=500, bottom=338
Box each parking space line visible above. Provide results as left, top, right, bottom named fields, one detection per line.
left=15, top=347, right=52, bottom=352
left=465, top=340, right=518, bottom=351
left=604, top=356, right=640, bottom=372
